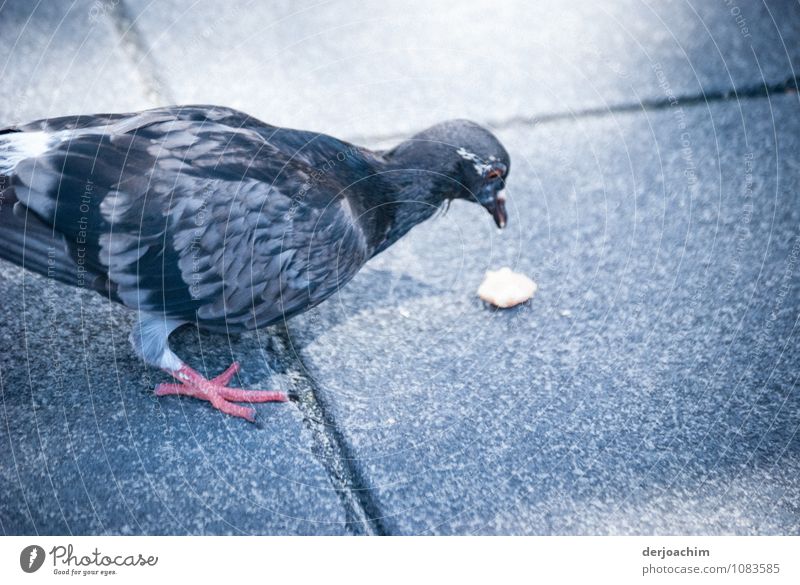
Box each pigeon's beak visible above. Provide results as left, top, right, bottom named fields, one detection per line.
left=482, top=188, right=507, bottom=229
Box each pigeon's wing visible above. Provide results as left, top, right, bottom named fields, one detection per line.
left=2, top=106, right=373, bottom=330
left=189, top=177, right=372, bottom=331
left=164, top=154, right=373, bottom=331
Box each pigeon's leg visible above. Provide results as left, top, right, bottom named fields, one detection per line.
left=154, top=364, right=288, bottom=421
left=130, top=314, right=288, bottom=422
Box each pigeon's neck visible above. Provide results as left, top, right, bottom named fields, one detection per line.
left=370, top=152, right=457, bottom=256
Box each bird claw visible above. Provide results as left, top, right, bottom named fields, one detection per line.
left=156, top=363, right=288, bottom=421
left=211, top=361, right=241, bottom=386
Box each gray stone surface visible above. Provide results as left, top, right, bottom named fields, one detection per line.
left=288, top=93, right=800, bottom=534
left=0, top=0, right=349, bottom=535
left=0, top=1, right=153, bottom=124
left=124, top=0, right=800, bottom=139
left=0, top=265, right=349, bottom=534
left=1, top=0, right=799, bottom=536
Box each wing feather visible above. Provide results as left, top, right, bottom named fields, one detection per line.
left=2, top=106, right=375, bottom=331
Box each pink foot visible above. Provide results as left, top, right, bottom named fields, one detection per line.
left=155, top=362, right=288, bottom=422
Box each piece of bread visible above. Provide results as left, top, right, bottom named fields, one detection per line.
left=477, top=267, right=537, bottom=308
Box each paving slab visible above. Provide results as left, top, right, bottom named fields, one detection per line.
left=124, top=0, right=800, bottom=139
left=0, top=0, right=349, bottom=535
left=0, top=263, right=350, bottom=534
left=288, top=93, right=800, bottom=534
left=0, top=0, right=153, bottom=124
left=2, top=0, right=798, bottom=537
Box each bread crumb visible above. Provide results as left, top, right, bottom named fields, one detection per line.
left=477, top=267, right=537, bottom=308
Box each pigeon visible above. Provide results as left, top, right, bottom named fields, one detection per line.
left=0, top=105, right=510, bottom=421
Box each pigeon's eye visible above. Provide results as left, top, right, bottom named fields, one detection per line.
left=486, top=168, right=503, bottom=180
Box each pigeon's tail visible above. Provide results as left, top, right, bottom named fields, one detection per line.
left=1, top=126, right=55, bottom=173
left=0, top=127, right=115, bottom=297
left=1, top=128, right=26, bottom=175
left=0, top=127, right=81, bottom=286
left=0, top=179, right=83, bottom=287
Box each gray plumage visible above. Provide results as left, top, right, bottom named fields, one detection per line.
left=0, top=105, right=510, bottom=377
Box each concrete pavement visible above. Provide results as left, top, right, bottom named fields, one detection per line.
left=1, top=0, right=798, bottom=535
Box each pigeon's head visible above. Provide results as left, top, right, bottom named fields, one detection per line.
left=396, top=120, right=511, bottom=228
left=450, top=125, right=510, bottom=229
